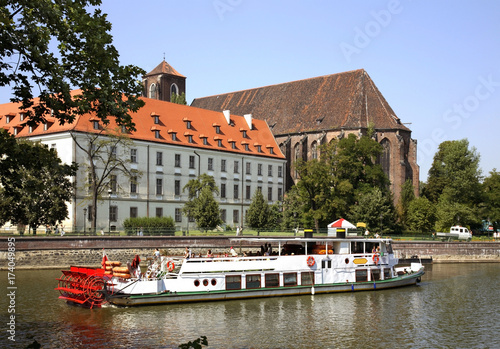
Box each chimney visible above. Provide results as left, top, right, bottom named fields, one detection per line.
left=223, top=110, right=230, bottom=124
left=244, top=114, right=252, bottom=129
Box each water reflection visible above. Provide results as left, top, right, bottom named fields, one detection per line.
left=1, top=264, right=500, bottom=348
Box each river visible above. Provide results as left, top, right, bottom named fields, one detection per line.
left=1, top=263, right=500, bottom=348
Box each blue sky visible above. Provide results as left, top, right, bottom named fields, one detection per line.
left=3, top=1, right=500, bottom=181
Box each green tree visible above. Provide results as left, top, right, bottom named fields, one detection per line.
left=397, top=179, right=416, bottom=228
left=280, top=186, right=304, bottom=231
left=434, top=198, right=478, bottom=232
left=348, top=187, right=397, bottom=235
left=192, top=186, right=222, bottom=231
left=171, top=92, right=187, bottom=105
left=482, top=169, right=500, bottom=230
left=245, top=189, right=270, bottom=230
left=182, top=174, right=221, bottom=231
left=406, top=197, right=436, bottom=233
left=0, top=139, right=77, bottom=233
left=1, top=1, right=144, bottom=130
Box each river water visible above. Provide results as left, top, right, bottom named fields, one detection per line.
left=1, top=263, right=500, bottom=349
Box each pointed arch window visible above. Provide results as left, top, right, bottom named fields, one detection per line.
left=311, top=141, right=318, bottom=160
left=149, top=83, right=157, bottom=99
left=379, top=138, right=391, bottom=180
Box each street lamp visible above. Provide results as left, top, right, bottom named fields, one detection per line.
left=108, top=189, right=112, bottom=235
left=83, top=208, right=87, bottom=235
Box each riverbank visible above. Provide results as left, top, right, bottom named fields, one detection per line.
left=1, top=236, right=499, bottom=269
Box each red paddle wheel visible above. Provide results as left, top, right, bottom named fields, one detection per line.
left=55, top=266, right=114, bottom=309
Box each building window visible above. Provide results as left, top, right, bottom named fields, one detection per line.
left=110, top=206, right=118, bottom=222
left=268, top=165, right=273, bottom=177
left=278, top=166, right=283, bottom=178
left=110, top=146, right=117, bottom=160
left=175, top=208, right=182, bottom=222
left=189, top=155, right=195, bottom=169
left=130, top=207, right=138, bottom=218
left=234, top=160, right=239, bottom=174
left=220, top=209, right=226, bottom=223
left=233, top=209, right=239, bottom=223
left=269, top=147, right=274, bottom=154
left=131, top=149, right=137, bottom=163
left=171, top=133, right=177, bottom=141
left=311, top=141, right=318, bottom=160
left=154, top=130, right=160, bottom=139
left=171, top=83, right=179, bottom=96
left=221, top=183, right=226, bottom=198
left=278, top=187, right=283, bottom=201
left=202, top=137, right=208, bottom=145
left=187, top=135, right=193, bottom=143
left=153, top=115, right=159, bottom=124
left=185, top=120, right=192, bottom=129
left=256, top=145, right=262, bottom=153
left=156, top=207, right=163, bottom=218
left=234, top=184, right=239, bottom=199
left=246, top=162, right=251, bottom=175
left=156, top=178, right=163, bottom=195
left=246, top=185, right=251, bottom=200
left=130, top=176, right=137, bottom=194
left=244, top=144, right=249, bottom=151
left=379, top=138, right=391, bottom=180
left=174, top=180, right=181, bottom=196
left=221, top=159, right=226, bottom=172
left=231, top=142, right=236, bottom=149
left=156, top=152, right=163, bottom=166
left=175, top=154, right=181, bottom=167
left=215, top=125, right=221, bottom=134
left=149, top=83, right=157, bottom=99
left=258, top=164, right=262, bottom=176
left=110, top=175, right=117, bottom=193
left=268, top=187, right=273, bottom=201
left=87, top=206, right=94, bottom=222
left=208, top=158, right=214, bottom=171
left=217, top=139, right=223, bottom=147
left=93, top=121, right=99, bottom=130
left=242, top=130, right=247, bottom=138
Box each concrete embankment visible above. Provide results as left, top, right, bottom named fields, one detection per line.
left=1, top=236, right=500, bottom=269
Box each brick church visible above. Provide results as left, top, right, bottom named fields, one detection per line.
left=144, top=62, right=419, bottom=204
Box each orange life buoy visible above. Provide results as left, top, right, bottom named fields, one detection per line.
left=167, top=260, right=175, bottom=272
left=373, top=253, right=380, bottom=265
left=307, top=256, right=315, bottom=267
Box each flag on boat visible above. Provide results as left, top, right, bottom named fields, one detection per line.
left=101, top=248, right=108, bottom=269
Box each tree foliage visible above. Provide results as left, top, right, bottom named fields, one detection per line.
left=245, top=189, right=270, bottom=230
left=0, top=132, right=77, bottom=231
left=397, top=179, right=416, bottom=228
left=182, top=175, right=221, bottom=231
left=1, top=0, right=145, bottom=130
left=424, top=139, right=482, bottom=230
left=170, top=92, right=187, bottom=105
left=482, top=169, right=500, bottom=230
left=406, top=197, right=436, bottom=233
left=348, top=187, right=397, bottom=235
left=290, top=133, right=392, bottom=231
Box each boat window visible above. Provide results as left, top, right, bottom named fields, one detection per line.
left=384, top=268, right=390, bottom=279
left=386, top=243, right=393, bottom=254
left=351, top=241, right=364, bottom=254
left=371, top=269, right=381, bottom=281
left=246, top=274, right=261, bottom=289
left=366, top=242, right=378, bottom=253
left=284, top=273, right=297, bottom=287
left=226, top=275, right=241, bottom=290
left=301, top=272, right=315, bottom=286
left=265, top=273, right=280, bottom=288
left=321, top=260, right=332, bottom=269
left=355, top=270, right=368, bottom=282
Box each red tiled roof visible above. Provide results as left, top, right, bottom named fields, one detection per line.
left=191, top=69, right=410, bottom=135
left=0, top=93, right=284, bottom=159
left=145, top=60, right=185, bottom=78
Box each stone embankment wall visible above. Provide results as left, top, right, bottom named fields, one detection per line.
left=1, top=237, right=500, bottom=269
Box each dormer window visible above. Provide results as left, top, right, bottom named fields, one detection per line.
left=269, top=147, right=274, bottom=154
left=240, top=129, right=248, bottom=138
left=155, top=130, right=160, bottom=139
left=172, top=133, right=177, bottom=141
left=183, top=118, right=192, bottom=129
left=199, top=135, right=208, bottom=145
left=213, top=123, right=221, bottom=134
left=29, top=125, right=33, bottom=133
left=44, top=123, right=48, bottom=131
left=19, top=113, right=24, bottom=121
left=6, top=115, right=11, bottom=124
left=241, top=141, right=249, bottom=151
left=93, top=121, right=99, bottom=130
left=151, top=112, right=160, bottom=124
left=214, top=136, right=223, bottom=147
left=255, top=144, right=262, bottom=153
left=228, top=140, right=236, bottom=149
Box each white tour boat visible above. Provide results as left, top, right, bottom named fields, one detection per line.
left=55, top=237, right=425, bottom=308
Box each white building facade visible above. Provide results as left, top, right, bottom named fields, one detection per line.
left=0, top=96, right=286, bottom=233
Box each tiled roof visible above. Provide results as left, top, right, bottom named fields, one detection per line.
left=0, top=94, right=284, bottom=159
left=145, top=60, right=185, bottom=78
left=191, top=69, right=410, bottom=135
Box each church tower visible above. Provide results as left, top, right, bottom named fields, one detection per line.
left=143, top=60, right=186, bottom=102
